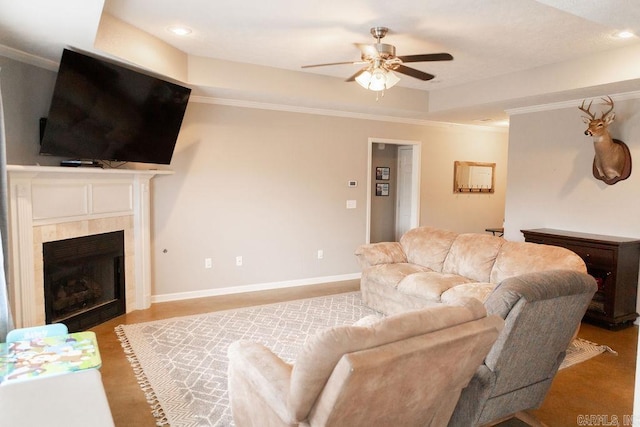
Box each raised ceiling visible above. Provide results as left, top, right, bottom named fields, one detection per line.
left=1, top=0, right=640, bottom=127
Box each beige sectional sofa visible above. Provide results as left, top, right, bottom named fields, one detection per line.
left=355, top=226, right=587, bottom=315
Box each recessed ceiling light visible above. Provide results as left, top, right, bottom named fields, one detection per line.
left=167, top=25, right=192, bottom=36
left=614, top=30, right=634, bottom=39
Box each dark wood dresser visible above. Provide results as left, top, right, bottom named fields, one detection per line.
left=521, top=228, right=640, bottom=330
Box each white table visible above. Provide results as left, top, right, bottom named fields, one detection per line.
left=0, top=368, right=115, bottom=427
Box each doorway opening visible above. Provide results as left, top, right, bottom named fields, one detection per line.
left=366, top=138, right=421, bottom=243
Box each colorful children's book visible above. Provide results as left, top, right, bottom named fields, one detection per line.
left=0, top=331, right=101, bottom=384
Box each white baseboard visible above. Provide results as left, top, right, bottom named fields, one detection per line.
left=151, top=273, right=362, bottom=304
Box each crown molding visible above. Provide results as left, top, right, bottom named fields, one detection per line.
left=191, top=96, right=508, bottom=133
left=0, top=44, right=58, bottom=71
left=507, top=91, right=640, bottom=116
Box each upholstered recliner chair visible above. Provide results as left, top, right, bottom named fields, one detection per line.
left=448, top=270, right=597, bottom=426
left=227, top=298, right=503, bottom=427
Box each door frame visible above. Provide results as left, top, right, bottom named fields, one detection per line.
left=366, top=137, right=421, bottom=243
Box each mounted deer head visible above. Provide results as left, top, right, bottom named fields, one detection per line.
left=578, top=96, right=631, bottom=184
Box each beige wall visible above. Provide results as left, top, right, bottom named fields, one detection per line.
left=150, top=101, right=508, bottom=298
left=0, top=57, right=57, bottom=165
left=94, top=13, right=189, bottom=83
left=504, top=96, right=640, bottom=242
left=420, top=124, right=508, bottom=232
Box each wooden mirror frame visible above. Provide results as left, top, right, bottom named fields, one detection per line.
left=453, top=161, right=496, bottom=193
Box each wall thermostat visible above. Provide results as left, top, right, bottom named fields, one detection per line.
left=347, top=180, right=358, bottom=188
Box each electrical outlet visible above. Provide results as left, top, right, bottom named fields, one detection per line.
left=205, top=258, right=212, bottom=269
left=317, top=249, right=324, bottom=260
left=236, top=256, right=243, bottom=266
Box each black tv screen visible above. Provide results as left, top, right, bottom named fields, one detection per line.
left=40, top=49, right=191, bottom=165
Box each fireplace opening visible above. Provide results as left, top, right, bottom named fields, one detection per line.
left=43, top=231, right=125, bottom=332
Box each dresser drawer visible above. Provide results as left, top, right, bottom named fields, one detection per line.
left=563, top=244, right=614, bottom=267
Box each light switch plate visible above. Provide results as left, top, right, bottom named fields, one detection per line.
left=346, top=200, right=357, bottom=209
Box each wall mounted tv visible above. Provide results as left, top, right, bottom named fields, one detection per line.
left=40, top=48, right=191, bottom=165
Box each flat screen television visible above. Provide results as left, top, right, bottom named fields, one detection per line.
left=40, top=48, right=191, bottom=165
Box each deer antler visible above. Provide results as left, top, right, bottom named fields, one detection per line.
left=600, top=95, right=614, bottom=119
left=578, top=99, right=595, bottom=119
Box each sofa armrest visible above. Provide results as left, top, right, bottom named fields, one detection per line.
left=227, top=341, right=295, bottom=425
left=354, top=242, right=407, bottom=268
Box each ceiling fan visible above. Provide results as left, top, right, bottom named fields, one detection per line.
left=301, top=27, right=453, bottom=91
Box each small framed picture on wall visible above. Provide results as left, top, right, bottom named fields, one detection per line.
left=376, top=167, right=390, bottom=180
left=376, top=183, right=390, bottom=196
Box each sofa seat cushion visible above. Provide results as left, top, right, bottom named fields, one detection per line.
left=362, top=263, right=432, bottom=289
left=441, top=283, right=497, bottom=304
left=397, top=272, right=474, bottom=301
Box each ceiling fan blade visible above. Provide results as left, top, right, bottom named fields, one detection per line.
left=346, top=67, right=368, bottom=82
left=301, top=61, right=365, bottom=69
left=397, top=53, right=453, bottom=63
left=394, top=65, right=435, bottom=81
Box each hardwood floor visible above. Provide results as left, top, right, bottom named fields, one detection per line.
left=91, top=280, right=637, bottom=426
left=532, top=321, right=637, bottom=426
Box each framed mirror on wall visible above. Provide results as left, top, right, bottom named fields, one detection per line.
left=454, top=161, right=495, bottom=193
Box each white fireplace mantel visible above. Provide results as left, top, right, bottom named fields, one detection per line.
left=7, top=165, right=172, bottom=328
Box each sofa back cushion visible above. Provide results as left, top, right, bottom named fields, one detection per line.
left=490, top=241, right=587, bottom=284
left=400, top=227, right=458, bottom=272
left=443, top=233, right=505, bottom=282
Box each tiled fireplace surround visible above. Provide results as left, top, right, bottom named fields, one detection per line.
left=7, top=165, right=170, bottom=328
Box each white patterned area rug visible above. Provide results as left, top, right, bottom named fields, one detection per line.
left=562, top=337, right=617, bottom=369
left=115, top=292, right=612, bottom=427
left=116, top=292, right=377, bottom=426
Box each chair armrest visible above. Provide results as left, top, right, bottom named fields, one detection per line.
left=227, top=340, right=294, bottom=424
left=354, top=242, right=407, bottom=268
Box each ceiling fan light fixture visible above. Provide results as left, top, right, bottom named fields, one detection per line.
left=369, top=68, right=387, bottom=91
left=355, top=68, right=400, bottom=91
left=384, top=70, right=400, bottom=88
left=355, top=69, right=373, bottom=89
